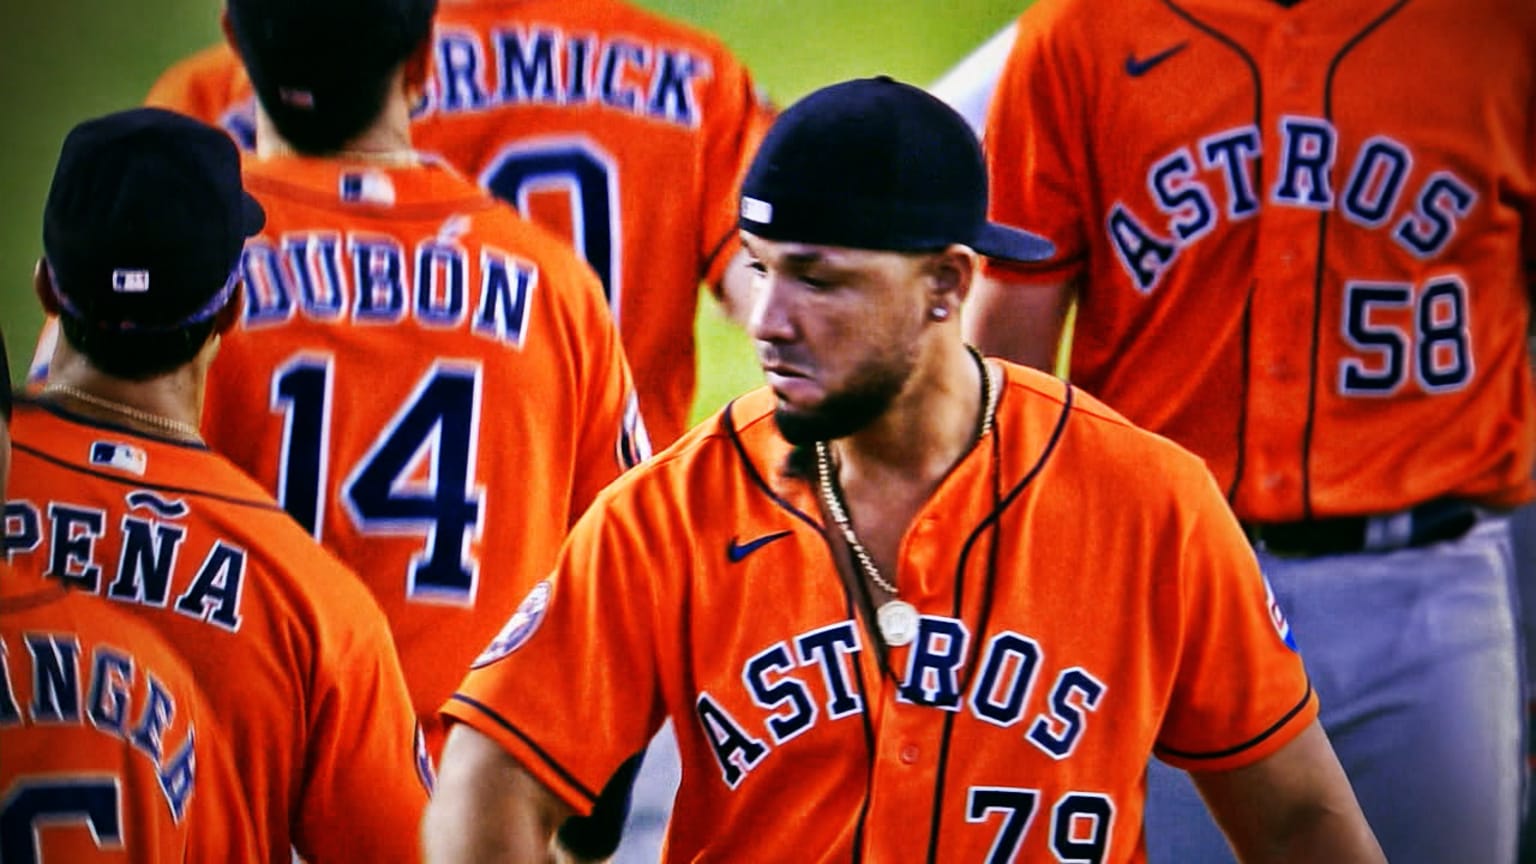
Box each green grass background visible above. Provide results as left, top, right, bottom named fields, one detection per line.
left=0, top=0, right=1024, bottom=422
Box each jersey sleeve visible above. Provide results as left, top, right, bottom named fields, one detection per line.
left=291, top=559, right=431, bottom=863
left=1153, top=468, right=1319, bottom=773
left=444, top=483, right=668, bottom=817
left=698, top=55, right=774, bottom=293
left=143, top=43, right=231, bottom=124
left=981, top=4, right=1090, bottom=285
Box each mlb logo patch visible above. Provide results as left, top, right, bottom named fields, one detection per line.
left=471, top=580, right=552, bottom=667
left=90, top=441, right=148, bottom=477
left=741, top=196, right=773, bottom=224
left=112, top=269, right=150, bottom=294
left=340, top=171, right=397, bottom=206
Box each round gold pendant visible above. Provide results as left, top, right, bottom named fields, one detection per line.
left=877, top=599, right=920, bottom=647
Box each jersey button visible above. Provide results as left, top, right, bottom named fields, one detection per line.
left=899, top=743, right=921, bottom=764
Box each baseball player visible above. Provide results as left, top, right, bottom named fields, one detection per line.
left=971, top=2, right=1535, bottom=862
left=10, top=108, right=429, bottom=864
left=0, top=328, right=258, bottom=864
left=422, top=77, right=1385, bottom=864
left=148, top=0, right=774, bottom=450
left=205, top=0, right=644, bottom=773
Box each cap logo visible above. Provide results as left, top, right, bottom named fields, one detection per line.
left=742, top=196, right=773, bottom=224
left=112, top=269, right=150, bottom=294
left=279, top=87, right=316, bottom=109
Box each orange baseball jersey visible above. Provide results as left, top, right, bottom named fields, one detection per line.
left=0, top=576, right=258, bottom=863
left=147, top=0, right=773, bottom=446
left=445, top=364, right=1316, bottom=863
left=202, top=154, right=644, bottom=756
left=3, top=400, right=429, bottom=864
left=983, top=0, right=1536, bottom=522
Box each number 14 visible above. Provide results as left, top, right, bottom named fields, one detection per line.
left=272, top=356, right=485, bottom=604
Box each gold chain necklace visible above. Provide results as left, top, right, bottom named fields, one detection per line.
left=42, top=384, right=203, bottom=441
left=814, top=346, right=998, bottom=647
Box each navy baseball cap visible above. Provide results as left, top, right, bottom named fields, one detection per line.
left=43, top=108, right=264, bottom=331
left=740, top=76, right=1054, bottom=263
left=228, top=0, right=436, bottom=119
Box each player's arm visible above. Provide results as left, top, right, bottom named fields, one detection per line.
left=962, top=272, right=1076, bottom=372
left=424, top=724, right=575, bottom=863
left=1190, top=720, right=1385, bottom=863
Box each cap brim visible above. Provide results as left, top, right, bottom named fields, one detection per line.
left=972, top=221, right=1055, bottom=263
left=241, top=191, right=266, bottom=237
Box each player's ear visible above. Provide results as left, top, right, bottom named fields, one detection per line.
left=33, top=259, right=62, bottom=316
left=923, top=244, right=976, bottom=314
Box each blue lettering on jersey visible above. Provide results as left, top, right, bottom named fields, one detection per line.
left=1200, top=128, right=1262, bottom=219
left=241, top=240, right=296, bottom=327
left=416, top=239, right=470, bottom=327
left=897, top=617, right=970, bottom=710
left=129, top=674, right=175, bottom=761
left=743, top=642, right=817, bottom=744
left=494, top=27, right=560, bottom=104
left=0, top=637, right=21, bottom=725
left=46, top=504, right=107, bottom=591
left=794, top=623, right=864, bottom=718
left=1027, top=668, right=1107, bottom=760
left=1394, top=171, right=1477, bottom=259
left=473, top=247, right=537, bottom=347
left=4, top=501, right=43, bottom=562
left=350, top=236, right=408, bottom=323
left=285, top=233, right=348, bottom=319
left=26, top=634, right=82, bottom=724
left=1106, top=204, right=1177, bottom=293
left=1342, top=136, right=1412, bottom=228
left=424, top=28, right=710, bottom=128
left=437, top=30, right=490, bottom=112
left=1149, top=148, right=1216, bottom=244
left=172, top=541, right=247, bottom=632
left=969, top=631, right=1043, bottom=727
left=702, top=618, right=1108, bottom=790
left=87, top=647, right=134, bottom=735
left=3, top=633, right=200, bottom=820
left=109, top=515, right=187, bottom=609
left=1110, top=117, right=1477, bottom=289
left=1272, top=116, right=1338, bottom=208
left=695, top=692, right=768, bottom=789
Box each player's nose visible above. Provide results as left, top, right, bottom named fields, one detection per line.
left=747, top=271, right=798, bottom=345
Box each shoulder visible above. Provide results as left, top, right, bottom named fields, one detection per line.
left=998, top=362, right=1217, bottom=492
left=582, top=387, right=782, bottom=517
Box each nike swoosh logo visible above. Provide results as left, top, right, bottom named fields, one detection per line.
left=1125, top=43, right=1187, bottom=77
left=727, top=530, right=794, bottom=563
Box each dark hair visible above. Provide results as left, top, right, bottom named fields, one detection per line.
left=59, top=314, right=219, bottom=381
left=254, top=72, right=402, bottom=156
left=229, top=0, right=436, bottom=155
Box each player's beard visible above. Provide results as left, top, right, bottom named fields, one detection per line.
left=773, top=353, right=912, bottom=446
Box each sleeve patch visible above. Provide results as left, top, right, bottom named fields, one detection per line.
left=472, top=579, right=552, bottom=667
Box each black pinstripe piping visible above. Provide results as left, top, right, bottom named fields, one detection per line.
left=925, top=382, right=1076, bottom=863
left=1155, top=679, right=1314, bottom=761
left=1300, top=0, right=1411, bottom=519
left=1158, top=1, right=1262, bottom=506
left=12, top=441, right=286, bottom=514
left=446, top=693, right=600, bottom=805
left=722, top=401, right=875, bottom=862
